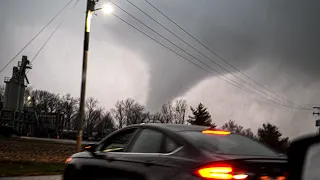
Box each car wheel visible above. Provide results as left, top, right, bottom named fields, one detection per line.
left=63, top=167, right=80, bottom=180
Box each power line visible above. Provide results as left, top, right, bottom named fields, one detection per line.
left=125, top=0, right=305, bottom=109
left=29, top=0, right=80, bottom=66
left=26, top=0, right=80, bottom=75
left=142, top=0, right=308, bottom=109
left=110, top=12, right=311, bottom=111
left=109, top=0, right=310, bottom=110
left=0, top=0, right=74, bottom=75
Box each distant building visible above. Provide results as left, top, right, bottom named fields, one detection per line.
left=0, top=56, right=65, bottom=137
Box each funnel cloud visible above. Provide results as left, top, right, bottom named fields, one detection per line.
left=0, top=0, right=319, bottom=138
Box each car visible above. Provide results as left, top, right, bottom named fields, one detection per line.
left=286, top=133, right=320, bottom=180
left=63, top=123, right=288, bottom=180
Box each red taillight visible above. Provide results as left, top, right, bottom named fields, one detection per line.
left=195, top=164, right=248, bottom=180
left=260, top=176, right=286, bottom=180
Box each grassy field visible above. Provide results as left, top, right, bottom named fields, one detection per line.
left=0, top=161, right=65, bottom=177
left=0, top=137, right=77, bottom=177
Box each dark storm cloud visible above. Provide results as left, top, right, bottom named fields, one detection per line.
left=103, top=0, right=320, bottom=109
left=1, top=0, right=320, bottom=136
left=194, top=0, right=320, bottom=76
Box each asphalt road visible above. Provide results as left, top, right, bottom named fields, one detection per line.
left=0, top=175, right=61, bottom=180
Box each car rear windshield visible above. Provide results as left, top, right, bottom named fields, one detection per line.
left=180, top=131, right=280, bottom=157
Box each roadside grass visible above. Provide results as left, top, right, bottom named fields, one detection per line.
left=0, top=137, right=80, bottom=177
left=0, top=136, right=76, bottom=145
left=0, top=161, right=65, bottom=177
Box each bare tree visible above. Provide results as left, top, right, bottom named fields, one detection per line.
left=0, top=85, right=5, bottom=110
left=221, top=120, right=244, bottom=133
left=48, top=94, right=62, bottom=113
left=173, top=99, right=187, bottom=124
left=61, top=94, right=78, bottom=130
left=158, top=99, right=188, bottom=124
left=31, top=90, right=61, bottom=113
left=96, top=112, right=115, bottom=136
left=148, top=112, right=163, bottom=123
left=85, top=97, right=102, bottom=136
left=125, top=98, right=148, bottom=125
left=123, top=98, right=135, bottom=126
left=111, top=98, right=148, bottom=127
left=160, top=101, right=174, bottom=123
left=111, top=100, right=126, bottom=129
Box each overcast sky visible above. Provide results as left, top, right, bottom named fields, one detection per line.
left=0, top=0, right=319, bottom=138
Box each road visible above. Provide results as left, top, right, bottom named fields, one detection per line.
left=0, top=175, right=61, bottom=180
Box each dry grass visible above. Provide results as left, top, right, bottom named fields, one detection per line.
left=0, top=138, right=79, bottom=176
left=0, top=138, right=77, bottom=163
left=0, top=161, right=65, bottom=177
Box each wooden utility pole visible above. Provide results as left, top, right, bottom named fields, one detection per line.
left=76, top=0, right=98, bottom=152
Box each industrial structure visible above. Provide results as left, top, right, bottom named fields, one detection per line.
left=0, top=56, right=64, bottom=137
left=313, top=107, right=320, bottom=135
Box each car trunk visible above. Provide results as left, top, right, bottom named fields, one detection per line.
left=205, top=154, right=288, bottom=179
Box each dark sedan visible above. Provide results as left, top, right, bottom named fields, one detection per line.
left=63, top=123, right=287, bottom=180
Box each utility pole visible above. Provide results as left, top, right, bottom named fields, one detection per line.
left=76, top=0, right=98, bottom=152
left=312, top=107, right=320, bottom=135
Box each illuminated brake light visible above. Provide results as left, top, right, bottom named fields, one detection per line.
left=202, top=130, right=231, bottom=135
left=196, top=164, right=248, bottom=180
left=234, top=174, right=249, bottom=179
left=260, top=176, right=286, bottom=180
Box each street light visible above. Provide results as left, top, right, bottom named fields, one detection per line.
left=102, top=3, right=114, bottom=14
left=76, top=0, right=113, bottom=152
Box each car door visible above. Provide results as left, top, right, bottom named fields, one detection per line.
left=121, top=128, right=182, bottom=180
left=91, top=127, right=149, bottom=180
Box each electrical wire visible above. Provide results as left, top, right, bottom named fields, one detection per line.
left=142, top=0, right=309, bottom=109
left=108, top=1, right=311, bottom=110
left=28, top=0, right=80, bottom=70
left=110, top=12, right=311, bottom=111
left=126, top=0, right=305, bottom=108
left=0, top=0, right=74, bottom=75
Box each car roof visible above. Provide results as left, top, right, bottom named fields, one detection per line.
left=137, top=123, right=210, bottom=132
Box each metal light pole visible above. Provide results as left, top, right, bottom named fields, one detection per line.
left=76, top=0, right=97, bottom=152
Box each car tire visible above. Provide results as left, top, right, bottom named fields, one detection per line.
left=63, top=167, right=80, bottom=180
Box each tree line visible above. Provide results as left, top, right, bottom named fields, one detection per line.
left=0, top=87, right=289, bottom=153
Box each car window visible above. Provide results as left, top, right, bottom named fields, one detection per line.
left=180, top=131, right=280, bottom=157
left=164, top=136, right=179, bottom=153
left=130, top=129, right=163, bottom=153
left=101, top=128, right=137, bottom=153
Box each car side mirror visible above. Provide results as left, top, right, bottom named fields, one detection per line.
left=287, top=134, right=320, bottom=180
left=84, top=143, right=96, bottom=153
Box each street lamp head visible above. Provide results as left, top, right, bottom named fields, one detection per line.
left=102, top=3, right=113, bottom=14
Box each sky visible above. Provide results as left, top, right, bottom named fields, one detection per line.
left=0, top=0, right=320, bottom=138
